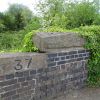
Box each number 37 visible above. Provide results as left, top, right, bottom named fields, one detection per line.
left=14, top=58, right=32, bottom=70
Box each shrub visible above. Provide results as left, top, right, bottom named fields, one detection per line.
left=65, top=2, right=97, bottom=29
left=76, top=25, right=100, bottom=86
left=0, top=31, right=25, bottom=52
left=93, top=14, right=100, bottom=25
left=0, top=21, right=5, bottom=32
left=21, top=30, right=39, bottom=52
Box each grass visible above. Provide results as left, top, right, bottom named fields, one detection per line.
left=0, top=30, right=26, bottom=52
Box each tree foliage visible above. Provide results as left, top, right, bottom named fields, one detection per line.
left=0, top=13, right=5, bottom=32
left=38, top=0, right=100, bottom=29
left=38, top=0, right=66, bottom=27
left=65, top=2, right=97, bottom=28
left=4, top=4, right=33, bottom=31
left=0, top=4, right=41, bottom=31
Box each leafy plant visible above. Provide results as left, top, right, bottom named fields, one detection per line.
left=0, top=31, right=26, bottom=52
left=76, top=25, right=100, bottom=86
left=21, top=30, right=39, bottom=52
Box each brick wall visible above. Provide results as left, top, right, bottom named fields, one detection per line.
left=0, top=49, right=89, bottom=100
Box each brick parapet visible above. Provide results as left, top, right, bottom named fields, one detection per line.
left=0, top=49, right=89, bottom=100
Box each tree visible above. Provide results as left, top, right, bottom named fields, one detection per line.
left=37, top=0, right=66, bottom=27
left=38, top=0, right=98, bottom=29
left=65, top=2, right=97, bottom=28
left=4, top=4, right=33, bottom=31
left=14, top=11, right=25, bottom=30
left=24, top=16, right=41, bottom=32
left=93, top=0, right=100, bottom=13
left=0, top=12, right=5, bottom=32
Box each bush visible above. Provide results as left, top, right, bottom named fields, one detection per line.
left=38, top=0, right=98, bottom=29
left=0, top=21, right=5, bottom=32
left=65, top=2, right=97, bottom=29
left=93, top=14, right=100, bottom=25
left=0, top=31, right=25, bottom=52
left=76, top=25, right=100, bottom=86
left=0, top=23, right=5, bottom=32
left=21, top=30, right=39, bottom=52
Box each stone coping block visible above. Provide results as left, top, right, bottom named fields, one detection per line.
left=33, top=32, right=85, bottom=52
left=0, top=53, right=47, bottom=75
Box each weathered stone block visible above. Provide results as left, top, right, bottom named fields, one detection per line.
left=0, top=53, right=47, bottom=75
left=30, top=70, right=36, bottom=75
left=0, top=79, right=17, bottom=87
left=2, top=83, right=20, bottom=92
left=5, top=74, right=14, bottom=80
left=1, top=90, right=16, bottom=98
left=33, top=32, right=85, bottom=52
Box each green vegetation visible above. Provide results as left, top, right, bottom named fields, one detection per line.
left=76, top=25, right=100, bottom=86
left=0, top=31, right=24, bottom=52
left=38, top=0, right=100, bottom=28
left=0, top=1, right=100, bottom=52
left=0, top=4, right=41, bottom=52
left=0, top=0, right=100, bottom=86
left=20, top=25, right=100, bottom=86
left=21, top=30, right=39, bottom=52
left=20, top=26, right=69, bottom=52
left=0, top=4, right=33, bottom=31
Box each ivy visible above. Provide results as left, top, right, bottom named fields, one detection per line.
left=21, top=25, right=100, bottom=86
left=77, top=25, right=100, bottom=86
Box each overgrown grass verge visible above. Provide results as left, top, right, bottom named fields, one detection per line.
left=0, top=30, right=29, bottom=52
